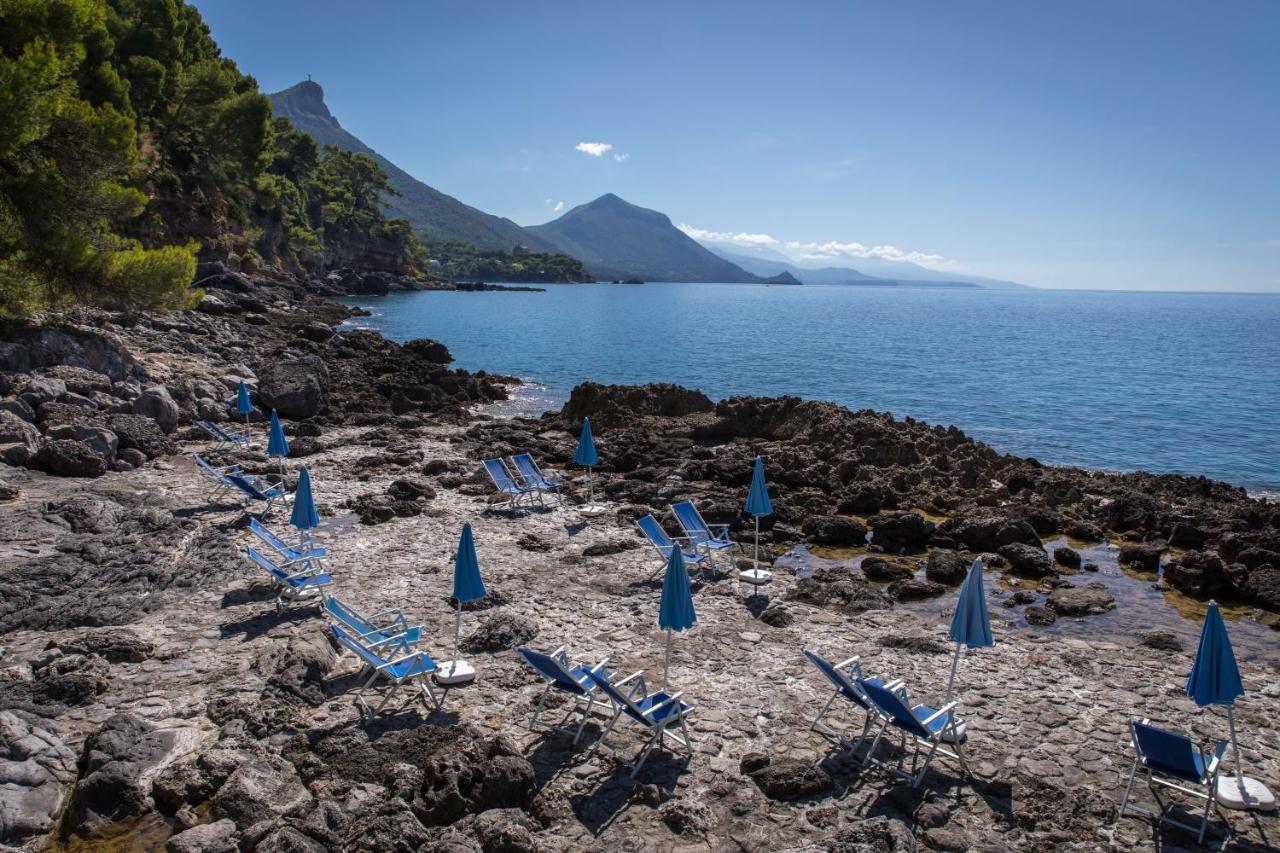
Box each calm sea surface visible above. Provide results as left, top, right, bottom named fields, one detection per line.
left=339, top=284, right=1280, bottom=494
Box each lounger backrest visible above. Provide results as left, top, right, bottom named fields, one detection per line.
left=803, top=649, right=867, bottom=707
left=249, top=519, right=290, bottom=553
left=517, top=647, right=585, bottom=693
left=227, top=475, right=267, bottom=500
left=325, top=597, right=375, bottom=634
left=246, top=546, right=288, bottom=583
left=584, top=669, right=650, bottom=725
left=636, top=514, right=673, bottom=550
left=484, top=458, right=520, bottom=491
left=332, top=623, right=389, bottom=668
left=511, top=454, right=544, bottom=485
left=1133, top=721, right=1203, bottom=782
left=859, top=679, right=930, bottom=738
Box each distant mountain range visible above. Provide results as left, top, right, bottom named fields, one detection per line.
left=268, top=82, right=560, bottom=254
left=527, top=194, right=761, bottom=283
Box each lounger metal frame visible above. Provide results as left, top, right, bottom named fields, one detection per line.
left=510, top=453, right=563, bottom=507
left=585, top=668, right=695, bottom=778
left=1117, top=717, right=1227, bottom=844
left=802, top=649, right=884, bottom=756
left=331, top=624, right=442, bottom=718
left=858, top=678, right=970, bottom=788
left=483, top=457, right=536, bottom=512
left=517, top=645, right=612, bottom=744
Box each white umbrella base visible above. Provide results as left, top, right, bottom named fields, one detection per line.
left=579, top=505, right=609, bottom=518
left=1216, top=776, right=1276, bottom=810
left=434, top=659, right=476, bottom=685
left=739, top=569, right=773, bottom=586
left=939, top=720, right=968, bottom=743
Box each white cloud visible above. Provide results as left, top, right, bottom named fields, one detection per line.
left=678, top=223, right=957, bottom=269
left=575, top=142, right=613, bottom=157
left=613, top=153, right=630, bottom=162
left=553, top=200, right=564, bottom=212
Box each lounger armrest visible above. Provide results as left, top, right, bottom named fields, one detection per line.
left=641, top=691, right=684, bottom=717
left=920, top=702, right=959, bottom=726
left=365, top=607, right=407, bottom=625
left=1205, top=740, right=1229, bottom=774
left=549, top=644, right=568, bottom=659
left=615, top=670, right=644, bottom=686
left=374, top=651, right=425, bottom=671
left=366, top=628, right=422, bottom=649
left=281, top=566, right=325, bottom=581
left=836, top=655, right=861, bottom=671
left=277, top=554, right=323, bottom=569
left=883, top=679, right=905, bottom=691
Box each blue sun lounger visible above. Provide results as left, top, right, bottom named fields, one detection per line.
left=1118, top=718, right=1227, bottom=843
left=584, top=667, right=694, bottom=778
left=857, top=678, right=969, bottom=788
left=510, top=453, right=563, bottom=507
left=517, top=646, right=613, bottom=744
left=670, top=500, right=738, bottom=563
left=483, top=458, right=534, bottom=512
left=331, top=623, right=442, bottom=718
left=196, top=420, right=249, bottom=448
left=245, top=546, right=332, bottom=611
left=249, top=518, right=327, bottom=567
left=325, top=596, right=422, bottom=654
left=803, top=649, right=887, bottom=755
left=227, top=474, right=290, bottom=515
left=636, top=514, right=708, bottom=578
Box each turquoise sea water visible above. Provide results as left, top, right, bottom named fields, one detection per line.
left=339, top=284, right=1280, bottom=494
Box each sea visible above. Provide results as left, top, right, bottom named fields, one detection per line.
left=339, top=283, right=1280, bottom=497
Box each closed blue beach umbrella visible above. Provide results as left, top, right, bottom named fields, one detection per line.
left=235, top=379, right=254, bottom=430
left=743, top=456, right=773, bottom=573
left=441, top=523, right=486, bottom=683
left=573, top=418, right=601, bottom=509
left=289, top=465, right=319, bottom=550
left=658, top=546, right=697, bottom=690
left=1187, top=603, right=1270, bottom=809
left=266, top=410, right=290, bottom=476
left=945, top=558, right=993, bottom=703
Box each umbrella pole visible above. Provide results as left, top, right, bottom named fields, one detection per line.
left=587, top=466, right=593, bottom=505
left=753, top=515, right=760, bottom=572
left=452, top=601, right=463, bottom=673
left=662, top=629, right=672, bottom=692
left=945, top=640, right=963, bottom=704
left=1227, top=705, right=1252, bottom=803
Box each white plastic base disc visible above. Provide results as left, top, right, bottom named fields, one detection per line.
left=434, top=660, right=476, bottom=685
left=1216, top=776, right=1276, bottom=811
left=579, top=504, right=608, bottom=518
left=739, top=569, right=773, bottom=586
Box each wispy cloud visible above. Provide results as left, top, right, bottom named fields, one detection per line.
left=677, top=223, right=956, bottom=269
left=575, top=142, right=613, bottom=157
left=543, top=199, right=565, bottom=213
left=613, top=152, right=630, bottom=162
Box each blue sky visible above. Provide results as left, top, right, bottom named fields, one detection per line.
left=194, top=1, right=1279, bottom=291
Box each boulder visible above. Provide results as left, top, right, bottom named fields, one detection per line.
left=861, top=556, right=914, bottom=582
left=211, top=754, right=312, bottom=829
left=1138, top=630, right=1183, bottom=652
left=937, top=516, right=1040, bottom=551
left=54, top=628, right=153, bottom=663
left=30, top=439, right=107, bottom=477
left=133, top=385, right=180, bottom=434
left=19, top=377, right=66, bottom=408
left=888, top=578, right=946, bottom=600
left=299, top=321, right=335, bottom=343
left=867, top=511, right=934, bottom=552
left=997, top=543, right=1055, bottom=578
left=165, top=819, right=238, bottom=853
left=1047, top=582, right=1117, bottom=616
left=559, top=381, right=713, bottom=428
left=258, top=355, right=330, bottom=418
left=0, top=410, right=41, bottom=466
left=1162, top=550, right=1227, bottom=598
left=1025, top=605, right=1057, bottom=625
left=66, top=714, right=201, bottom=836
left=403, top=338, right=454, bottom=364
left=0, top=397, right=36, bottom=423
left=787, top=566, right=890, bottom=614
left=925, top=548, right=969, bottom=584
left=47, top=424, right=118, bottom=461
left=108, top=414, right=175, bottom=458
left=461, top=613, right=538, bottom=653
left=0, top=711, right=78, bottom=846
left=1119, top=544, right=1164, bottom=571
left=1239, top=566, right=1280, bottom=610
left=747, top=757, right=832, bottom=801
left=1053, top=546, right=1081, bottom=569
left=802, top=515, right=868, bottom=547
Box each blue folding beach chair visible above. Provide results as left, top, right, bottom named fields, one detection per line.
left=331, top=623, right=442, bottom=718
left=245, top=546, right=332, bottom=611
left=483, top=458, right=534, bottom=512
left=584, top=667, right=694, bottom=778
left=1118, top=718, right=1227, bottom=844
left=227, top=474, right=290, bottom=515
left=510, top=453, right=563, bottom=507
left=857, top=678, right=969, bottom=788
left=325, top=596, right=422, bottom=654
left=802, top=649, right=887, bottom=755
left=636, top=514, right=708, bottom=578
left=196, top=420, right=249, bottom=449
left=249, top=518, right=327, bottom=568
left=517, top=646, right=614, bottom=744
left=670, top=500, right=738, bottom=563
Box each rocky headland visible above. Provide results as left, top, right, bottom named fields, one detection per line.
left=0, top=275, right=1277, bottom=852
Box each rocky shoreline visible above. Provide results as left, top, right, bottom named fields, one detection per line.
left=1, top=275, right=1277, bottom=852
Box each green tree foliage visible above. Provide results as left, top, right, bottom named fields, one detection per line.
left=425, top=240, right=591, bottom=284
left=0, top=0, right=424, bottom=317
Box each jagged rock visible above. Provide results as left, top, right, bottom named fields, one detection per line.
left=388, top=478, right=435, bottom=502
left=165, top=819, right=238, bottom=853
left=1003, top=590, right=1036, bottom=607
left=937, top=516, right=1040, bottom=552
left=212, top=754, right=313, bottom=830
left=403, top=338, right=454, bottom=364
left=560, top=381, right=713, bottom=428
left=0, top=711, right=77, bottom=845
left=108, top=413, right=175, bottom=458
left=1138, top=630, right=1183, bottom=652
left=133, top=385, right=180, bottom=434
left=925, top=548, right=968, bottom=584
left=997, top=543, right=1054, bottom=578
left=888, top=578, right=946, bottom=600
left=46, top=424, right=117, bottom=461
left=19, top=377, right=66, bottom=408
left=759, top=604, right=794, bottom=627
left=1118, top=544, right=1164, bottom=571
left=299, top=321, right=335, bottom=343
left=825, top=816, right=917, bottom=851
left=1025, top=605, right=1057, bottom=625
left=1053, top=546, right=1081, bottom=568
left=255, top=633, right=338, bottom=706
left=0, top=410, right=41, bottom=466
left=479, top=755, right=536, bottom=809
left=0, top=480, right=18, bottom=501
left=258, top=355, right=330, bottom=418
left=868, top=511, right=934, bottom=552
left=1162, top=550, right=1225, bottom=598
left=861, top=556, right=914, bottom=581
left=802, top=515, right=868, bottom=546
left=747, top=757, right=832, bottom=801
left=30, top=438, right=107, bottom=477
left=659, top=798, right=713, bottom=835
left=788, top=567, right=890, bottom=614
left=0, top=397, right=36, bottom=423
left=1047, top=582, right=1116, bottom=616
left=66, top=714, right=201, bottom=836
left=461, top=612, right=538, bottom=653
left=471, top=808, right=537, bottom=853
